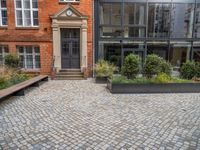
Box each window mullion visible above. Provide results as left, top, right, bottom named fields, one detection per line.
left=30, top=0, right=33, bottom=26
left=22, top=0, right=25, bottom=26
left=24, top=46, right=27, bottom=69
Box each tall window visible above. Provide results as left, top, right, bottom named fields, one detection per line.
left=15, top=0, right=38, bottom=27
left=0, top=45, right=8, bottom=65
left=17, top=46, right=40, bottom=69
left=0, top=0, right=7, bottom=26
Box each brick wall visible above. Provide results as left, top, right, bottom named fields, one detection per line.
left=0, top=0, right=93, bottom=77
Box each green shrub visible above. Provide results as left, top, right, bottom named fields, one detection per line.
left=109, top=55, right=120, bottom=67
left=180, top=61, right=197, bottom=79
left=143, top=54, right=163, bottom=78
left=95, top=59, right=116, bottom=78
left=195, top=62, right=200, bottom=78
left=122, top=54, right=140, bottom=79
left=155, top=73, right=172, bottom=83
left=4, top=54, right=20, bottom=68
left=0, top=76, right=9, bottom=89
left=160, top=61, right=171, bottom=75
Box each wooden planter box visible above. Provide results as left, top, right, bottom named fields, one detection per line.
left=95, top=76, right=108, bottom=84
left=107, top=79, right=200, bottom=94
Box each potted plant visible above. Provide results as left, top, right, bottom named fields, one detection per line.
left=94, top=59, right=116, bottom=83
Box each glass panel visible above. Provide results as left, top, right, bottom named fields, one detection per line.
left=18, top=46, right=24, bottom=53
left=24, top=0, right=30, bottom=9
left=1, top=0, right=6, bottom=8
left=24, top=10, right=31, bottom=26
left=124, top=27, right=145, bottom=38
left=33, top=11, right=38, bottom=26
left=1, top=10, right=7, bottom=25
left=100, top=3, right=110, bottom=25
left=100, top=27, right=122, bottom=38
left=111, top=4, right=121, bottom=25
left=16, top=10, right=23, bottom=25
left=32, top=0, right=38, bottom=8
left=26, top=46, right=32, bottom=53
left=170, top=3, right=194, bottom=38
left=195, top=4, right=200, bottom=38
left=124, top=4, right=135, bottom=25
left=0, top=55, right=3, bottom=65
left=193, top=50, right=200, bottom=62
left=147, top=42, right=169, bottom=60
left=16, top=0, right=22, bottom=8
left=169, top=42, right=191, bottom=67
left=34, top=47, right=40, bottom=53
left=35, top=55, right=40, bottom=68
left=26, top=55, right=33, bottom=68
left=0, top=47, right=2, bottom=54
left=135, top=4, right=145, bottom=25
left=4, top=46, right=8, bottom=53
left=148, top=3, right=170, bottom=38
left=98, top=43, right=121, bottom=67
left=19, top=55, right=24, bottom=68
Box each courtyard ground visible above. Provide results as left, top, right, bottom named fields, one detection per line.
left=0, top=79, right=200, bottom=150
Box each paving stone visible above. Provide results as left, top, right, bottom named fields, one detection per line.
left=0, top=79, right=200, bottom=149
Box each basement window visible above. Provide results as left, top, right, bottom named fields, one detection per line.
left=17, top=46, right=40, bottom=69
left=0, top=45, right=8, bottom=65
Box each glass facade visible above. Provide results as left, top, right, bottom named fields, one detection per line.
left=94, top=0, right=200, bottom=68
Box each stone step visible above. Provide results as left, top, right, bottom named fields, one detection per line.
left=55, top=77, right=85, bottom=80
left=56, top=74, right=84, bottom=78
left=56, top=72, right=83, bottom=75
left=59, top=69, right=81, bottom=73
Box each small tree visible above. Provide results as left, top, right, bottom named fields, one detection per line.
left=180, top=61, right=198, bottom=79
left=143, top=54, right=162, bottom=78
left=160, top=61, right=172, bottom=75
left=122, top=54, right=140, bottom=79
left=4, top=54, right=20, bottom=68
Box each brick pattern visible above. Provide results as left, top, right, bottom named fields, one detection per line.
left=0, top=0, right=93, bottom=76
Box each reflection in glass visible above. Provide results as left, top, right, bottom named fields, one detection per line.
left=170, top=3, right=194, bottom=38
left=147, top=42, right=169, bottom=60
left=148, top=3, right=170, bottom=38
left=124, top=27, right=145, bottom=38
left=195, top=4, right=200, bottom=38
left=169, top=43, right=191, bottom=67
left=100, top=27, right=122, bottom=38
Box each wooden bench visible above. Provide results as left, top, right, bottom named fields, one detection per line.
left=0, top=75, right=48, bottom=100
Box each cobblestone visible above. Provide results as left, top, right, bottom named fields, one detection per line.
left=0, top=79, right=200, bottom=149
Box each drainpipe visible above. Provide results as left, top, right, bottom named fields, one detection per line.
left=92, top=0, right=95, bottom=78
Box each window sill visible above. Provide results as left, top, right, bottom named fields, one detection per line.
left=59, top=1, right=80, bottom=4
left=0, top=26, right=8, bottom=29
left=22, top=69, right=40, bottom=72
left=15, top=27, right=39, bottom=30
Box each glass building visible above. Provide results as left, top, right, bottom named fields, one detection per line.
left=94, top=0, right=200, bottom=69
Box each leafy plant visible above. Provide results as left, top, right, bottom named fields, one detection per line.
left=155, top=73, right=172, bottom=83
left=122, top=54, right=140, bottom=79
left=4, top=54, right=20, bottom=68
left=180, top=61, right=197, bottom=79
left=94, top=59, right=116, bottom=78
left=9, top=73, right=30, bottom=85
left=0, top=76, right=9, bottom=89
left=143, top=54, right=163, bottom=78
left=160, top=61, right=171, bottom=75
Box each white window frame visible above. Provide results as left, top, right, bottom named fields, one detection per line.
left=18, top=46, right=40, bottom=69
left=14, top=0, right=39, bottom=27
left=0, top=0, right=7, bottom=26
left=0, top=45, right=9, bottom=65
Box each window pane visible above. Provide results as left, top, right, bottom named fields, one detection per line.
left=26, top=55, right=33, bottom=68
left=16, top=10, right=23, bottom=25
left=195, top=4, right=200, bottom=38
left=26, top=46, right=32, bottom=53
left=34, top=47, right=40, bottom=53
left=100, top=27, right=122, bottom=38
left=1, top=0, right=6, bottom=8
left=124, top=4, right=135, bottom=25
left=24, top=10, right=31, bottom=26
left=16, top=0, right=22, bottom=8
left=33, top=11, right=38, bottom=26
left=24, top=0, right=30, bottom=9
left=2, top=10, right=7, bottom=25
left=124, top=27, right=145, bottom=38
left=111, top=4, right=121, bottom=25
left=169, top=42, right=191, bottom=67
left=32, top=0, right=38, bottom=8
left=4, top=46, right=8, bottom=53
left=148, top=3, right=170, bottom=38
left=135, top=4, right=145, bottom=25
left=35, top=55, right=40, bottom=68
left=19, top=55, right=24, bottom=68
left=100, top=4, right=110, bottom=25
left=170, top=3, right=194, bottom=38
left=0, top=55, right=3, bottom=65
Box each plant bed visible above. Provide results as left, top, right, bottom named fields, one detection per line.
left=107, top=77, right=200, bottom=94
left=95, top=76, right=108, bottom=84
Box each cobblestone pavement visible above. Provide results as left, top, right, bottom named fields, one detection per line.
left=0, top=79, right=200, bottom=150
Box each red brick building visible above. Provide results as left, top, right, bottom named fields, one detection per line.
left=0, top=0, right=93, bottom=78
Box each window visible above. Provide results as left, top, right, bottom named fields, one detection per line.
left=15, top=0, right=38, bottom=27
left=0, top=45, right=8, bottom=65
left=17, top=46, right=40, bottom=69
left=0, top=0, right=7, bottom=26
left=195, top=3, right=200, bottom=38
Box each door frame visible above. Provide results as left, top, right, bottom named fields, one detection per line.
left=60, top=28, right=81, bottom=69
